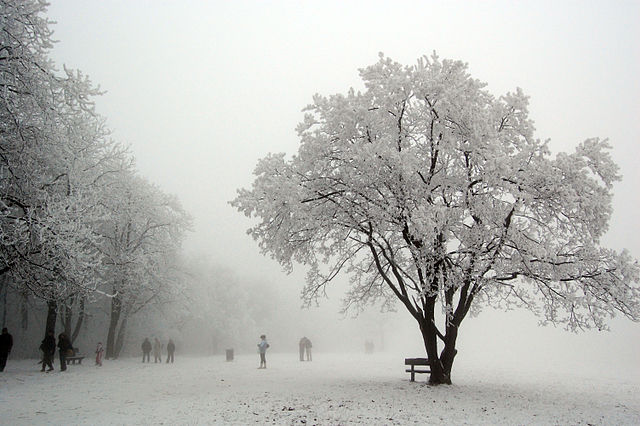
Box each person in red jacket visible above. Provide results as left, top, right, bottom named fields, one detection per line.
left=95, top=342, right=104, bottom=366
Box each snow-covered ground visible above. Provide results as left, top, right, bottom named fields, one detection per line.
left=1, top=352, right=638, bottom=425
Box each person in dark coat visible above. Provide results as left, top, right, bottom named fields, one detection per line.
left=141, top=338, right=151, bottom=363
left=166, top=338, right=175, bottom=363
left=57, top=333, right=73, bottom=371
left=40, top=330, right=56, bottom=372
left=0, top=327, right=13, bottom=372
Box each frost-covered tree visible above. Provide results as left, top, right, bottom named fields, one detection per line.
left=232, top=53, right=640, bottom=384
left=96, top=172, right=191, bottom=359
left=0, top=0, right=130, bottom=335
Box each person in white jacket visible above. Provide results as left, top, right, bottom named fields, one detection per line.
left=257, top=335, right=269, bottom=369
left=153, top=338, right=163, bottom=363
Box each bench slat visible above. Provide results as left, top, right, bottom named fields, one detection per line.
left=404, top=358, right=429, bottom=365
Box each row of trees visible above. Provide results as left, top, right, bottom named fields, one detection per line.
left=1, top=0, right=191, bottom=358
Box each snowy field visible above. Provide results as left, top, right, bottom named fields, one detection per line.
left=1, top=352, right=638, bottom=425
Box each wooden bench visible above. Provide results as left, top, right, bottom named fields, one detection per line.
left=66, top=356, right=85, bottom=365
left=405, top=358, right=430, bottom=382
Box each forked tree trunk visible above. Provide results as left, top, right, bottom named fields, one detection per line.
left=61, top=295, right=86, bottom=345
left=418, top=297, right=459, bottom=385
left=419, top=325, right=456, bottom=385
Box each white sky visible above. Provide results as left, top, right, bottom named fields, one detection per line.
left=45, top=1, right=640, bottom=370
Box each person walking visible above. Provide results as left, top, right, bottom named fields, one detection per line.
left=141, top=338, right=151, bottom=363
left=40, top=330, right=56, bottom=372
left=57, top=333, right=73, bottom=372
left=153, top=338, right=162, bottom=363
left=95, top=342, right=104, bottom=366
left=257, top=334, right=269, bottom=369
left=166, top=339, right=175, bottom=363
left=0, top=327, right=13, bottom=372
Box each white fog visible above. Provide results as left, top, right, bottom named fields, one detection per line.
left=1, top=0, right=639, bottom=424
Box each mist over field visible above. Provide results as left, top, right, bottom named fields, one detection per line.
left=1, top=0, right=639, bottom=424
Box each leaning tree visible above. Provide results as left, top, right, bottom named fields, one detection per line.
left=232, top=53, right=640, bottom=385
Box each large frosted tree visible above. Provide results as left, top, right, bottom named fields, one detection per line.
left=232, top=53, right=640, bottom=385
left=0, top=0, right=128, bottom=334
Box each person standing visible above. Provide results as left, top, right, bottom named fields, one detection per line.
left=298, top=337, right=305, bottom=361
left=95, top=342, right=104, bottom=366
left=57, top=333, right=72, bottom=372
left=304, top=337, right=312, bottom=361
left=166, top=339, right=175, bottom=363
left=0, top=328, right=13, bottom=372
left=257, top=334, right=269, bottom=369
left=141, top=338, right=151, bottom=363
left=40, top=330, right=56, bottom=372
left=153, top=338, right=162, bottom=363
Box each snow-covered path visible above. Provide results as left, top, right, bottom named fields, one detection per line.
left=1, top=352, right=638, bottom=425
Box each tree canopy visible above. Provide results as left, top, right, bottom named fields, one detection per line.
left=233, top=53, right=640, bottom=384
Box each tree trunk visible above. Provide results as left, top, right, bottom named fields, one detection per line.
left=45, top=299, right=57, bottom=335
left=114, top=313, right=128, bottom=358
left=105, top=295, right=122, bottom=359
left=62, top=296, right=73, bottom=336
left=440, top=326, right=459, bottom=380
left=20, top=292, right=28, bottom=330
left=71, top=297, right=85, bottom=344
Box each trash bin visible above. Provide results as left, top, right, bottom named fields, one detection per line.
left=225, top=349, right=234, bottom=361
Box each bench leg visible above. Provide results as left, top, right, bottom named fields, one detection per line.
left=411, top=367, right=415, bottom=382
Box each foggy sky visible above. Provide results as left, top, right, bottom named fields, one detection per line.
left=45, top=1, right=639, bottom=374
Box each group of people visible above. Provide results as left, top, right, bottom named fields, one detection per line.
left=38, top=331, right=105, bottom=372
left=2, top=325, right=165, bottom=373
left=38, top=330, right=73, bottom=372
left=0, top=328, right=318, bottom=373
left=298, top=336, right=312, bottom=361
left=141, top=337, right=175, bottom=363
left=256, top=334, right=313, bottom=368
